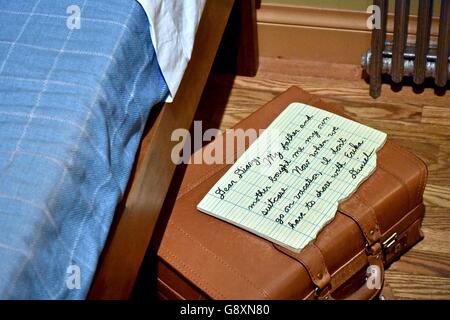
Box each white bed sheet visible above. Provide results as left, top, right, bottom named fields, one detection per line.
left=137, top=0, right=206, bottom=102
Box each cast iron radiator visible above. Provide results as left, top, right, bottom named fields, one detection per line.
left=362, top=0, right=449, bottom=98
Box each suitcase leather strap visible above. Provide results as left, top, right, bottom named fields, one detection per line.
left=339, top=193, right=382, bottom=248
left=274, top=193, right=385, bottom=299
left=327, top=253, right=385, bottom=300
left=274, top=242, right=331, bottom=294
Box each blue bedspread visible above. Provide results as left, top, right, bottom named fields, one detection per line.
left=0, top=0, right=168, bottom=299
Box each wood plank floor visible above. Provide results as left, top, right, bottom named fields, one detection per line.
left=194, top=57, right=450, bottom=300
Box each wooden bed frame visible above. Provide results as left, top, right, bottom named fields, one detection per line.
left=87, top=0, right=259, bottom=299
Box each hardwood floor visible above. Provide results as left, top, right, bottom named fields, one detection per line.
left=194, top=57, right=450, bottom=300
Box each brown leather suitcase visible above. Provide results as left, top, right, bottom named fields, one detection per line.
left=156, top=86, right=427, bottom=300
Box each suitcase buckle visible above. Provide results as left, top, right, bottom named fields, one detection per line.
left=365, top=241, right=382, bottom=258
left=314, top=283, right=332, bottom=299
left=382, top=232, right=408, bottom=262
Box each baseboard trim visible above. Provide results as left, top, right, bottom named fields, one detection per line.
left=257, top=4, right=439, bottom=65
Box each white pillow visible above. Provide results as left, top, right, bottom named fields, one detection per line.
left=137, top=0, right=206, bottom=102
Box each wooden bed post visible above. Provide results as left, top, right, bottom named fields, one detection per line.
left=236, top=0, right=260, bottom=76
left=216, top=0, right=260, bottom=76
left=87, top=0, right=236, bottom=300
left=88, top=0, right=260, bottom=300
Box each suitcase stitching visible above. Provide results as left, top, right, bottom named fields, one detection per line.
left=178, top=164, right=229, bottom=199
left=161, top=248, right=226, bottom=299
left=389, top=142, right=427, bottom=204
left=378, top=165, right=413, bottom=211
left=169, top=221, right=271, bottom=299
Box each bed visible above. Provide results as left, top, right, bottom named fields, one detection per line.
left=0, top=0, right=258, bottom=299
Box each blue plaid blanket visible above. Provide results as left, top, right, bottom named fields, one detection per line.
left=0, top=0, right=168, bottom=299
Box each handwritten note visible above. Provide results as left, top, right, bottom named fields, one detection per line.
left=197, top=102, right=387, bottom=252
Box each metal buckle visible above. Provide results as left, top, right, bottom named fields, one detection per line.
left=314, top=285, right=331, bottom=300
left=365, top=241, right=382, bottom=257
left=382, top=233, right=398, bottom=251
left=382, top=232, right=404, bottom=262
left=314, top=286, right=321, bottom=296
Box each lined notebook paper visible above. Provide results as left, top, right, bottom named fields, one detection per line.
left=197, top=102, right=387, bottom=252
